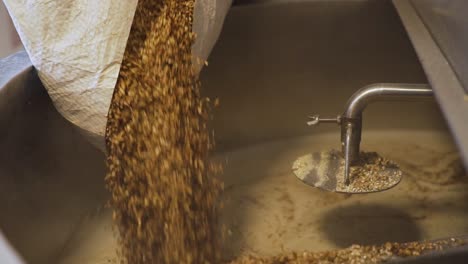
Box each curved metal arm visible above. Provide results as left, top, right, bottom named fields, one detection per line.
left=341, top=83, right=433, bottom=185
left=343, top=83, right=434, bottom=119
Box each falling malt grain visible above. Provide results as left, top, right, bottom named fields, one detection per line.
left=105, top=0, right=222, bottom=263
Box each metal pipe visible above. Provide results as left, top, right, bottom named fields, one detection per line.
left=341, top=83, right=433, bottom=185
left=343, top=83, right=434, bottom=119
left=343, top=123, right=353, bottom=186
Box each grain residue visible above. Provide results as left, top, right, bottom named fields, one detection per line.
left=230, top=238, right=466, bottom=264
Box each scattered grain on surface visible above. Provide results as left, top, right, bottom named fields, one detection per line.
left=293, top=150, right=402, bottom=193
left=337, top=151, right=402, bottom=193
left=230, top=238, right=466, bottom=264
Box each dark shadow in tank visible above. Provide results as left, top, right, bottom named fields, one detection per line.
left=319, top=203, right=422, bottom=247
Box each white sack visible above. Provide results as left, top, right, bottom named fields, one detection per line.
left=3, top=0, right=232, bottom=151
left=0, top=230, right=24, bottom=264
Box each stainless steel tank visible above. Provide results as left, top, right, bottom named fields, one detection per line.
left=1, top=0, right=467, bottom=263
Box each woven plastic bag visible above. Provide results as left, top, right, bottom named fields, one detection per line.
left=3, top=0, right=232, bottom=151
